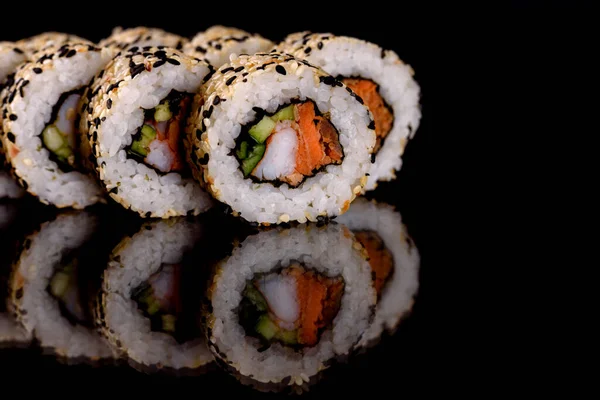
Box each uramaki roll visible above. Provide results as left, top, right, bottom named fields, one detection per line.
left=99, top=26, right=187, bottom=51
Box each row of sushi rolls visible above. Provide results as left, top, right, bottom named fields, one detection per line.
left=0, top=26, right=421, bottom=392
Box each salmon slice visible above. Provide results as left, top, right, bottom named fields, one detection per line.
left=342, top=78, right=393, bottom=153
left=354, top=230, right=394, bottom=296
left=316, top=117, right=343, bottom=163
left=320, top=279, right=344, bottom=328
left=295, top=102, right=326, bottom=176
left=296, top=271, right=327, bottom=346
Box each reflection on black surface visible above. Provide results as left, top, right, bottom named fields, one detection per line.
left=0, top=197, right=420, bottom=393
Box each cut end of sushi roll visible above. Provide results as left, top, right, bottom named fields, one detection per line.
left=79, top=47, right=214, bottom=218
left=278, top=33, right=422, bottom=191
left=0, top=43, right=114, bottom=208
left=99, top=26, right=188, bottom=51
left=187, top=53, right=375, bottom=225
left=184, top=25, right=274, bottom=69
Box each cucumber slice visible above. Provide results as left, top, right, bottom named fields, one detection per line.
left=49, top=272, right=70, bottom=298
left=255, top=314, right=278, bottom=341
left=236, top=141, right=249, bottom=160
left=249, top=116, right=276, bottom=143
left=162, top=314, right=176, bottom=332
left=141, top=124, right=157, bottom=141
left=131, top=141, right=147, bottom=156
left=241, top=144, right=265, bottom=176
left=54, top=146, right=73, bottom=159
left=154, top=103, right=172, bottom=122
left=272, top=105, right=295, bottom=122
left=42, top=125, right=65, bottom=152
left=275, top=329, right=298, bottom=345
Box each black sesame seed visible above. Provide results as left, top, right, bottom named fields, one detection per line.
left=7, top=132, right=15, bottom=142
left=225, top=75, right=237, bottom=86
left=368, top=120, right=375, bottom=130
left=195, top=46, right=206, bottom=53
left=94, top=117, right=101, bottom=126
left=203, top=105, right=214, bottom=119
left=153, top=60, right=166, bottom=68
left=129, top=46, right=139, bottom=53
left=242, top=72, right=248, bottom=77
left=275, top=65, right=286, bottom=75
left=107, top=83, right=120, bottom=92
left=199, top=153, right=209, bottom=165
left=234, top=66, right=244, bottom=72
left=371, top=153, right=376, bottom=163
left=304, top=47, right=312, bottom=54
left=317, top=42, right=323, bottom=50
left=242, top=78, right=247, bottom=82
left=33, top=67, right=42, bottom=74
left=66, top=49, right=77, bottom=58
left=107, top=99, right=112, bottom=109
left=13, top=47, right=24, bottom=54
left=221, top=67, right=234, bottom=73
left=142, top=52, right=152, bottom=57
left=9, top=114, right=17, bottom=121
left=130, top=63, right=145, bottom=78
left=101, top=117, right=106, bottom=121
left=143, top=46, right=152, bottom=51
left=213, top=96, right=220, bottom=105
left=355, top=95, right=364, bottom=104
left=166, top=58, right=180, bottom=65
left=58, top=48, right=69, bottom=57
left=214, top=44, right=222, bottom=50
left=154, top=50, right=166, bottom=58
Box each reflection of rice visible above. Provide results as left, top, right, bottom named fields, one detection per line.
left=337, top=198, right=420, bottom=347
left=8, top=211, right=115, bottom=362
left=205, top=223, right=376, bottom=390
left=97, top=218, right=214, bottom=374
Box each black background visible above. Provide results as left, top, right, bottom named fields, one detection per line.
left=0, top=2, right=583, bottom=396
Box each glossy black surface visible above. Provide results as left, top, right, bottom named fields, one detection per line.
left=0, top=6, right=468, bottom=395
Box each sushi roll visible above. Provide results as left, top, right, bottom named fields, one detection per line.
left=79, top=47, right=215, bottom=218
left=99, top=26, right=188, bottom=51
left=8, top=211, right=115, bottom=363
left=0, top=42, right=114, bottom=208
left=204, top=223, right=376, bottom=391
left=186, top=53, right=376, bottom=225
left=278, top=33, right=421, bottom=191
left=16, top=32, right=94, bottom=57
left=337, top=198, right=420, bottom=347
left=184, top=25, right=274, bottom=68
left=0, top=42, right=27, bottom=199
left=96, top=218, right=214, bottom=374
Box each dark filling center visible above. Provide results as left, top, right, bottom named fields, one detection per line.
left=353, top=230, right=394, bottom=299
left=131, top=263, right=203, bottom=344
left=341, top=78, right=394, bottom=154
left=238, top=263, right=344, bottom=351
left=126, top=90, right=192, bottom=174
left=40, top=89, right=84, bottom=172
left=233, top=99, right=344, bottom=188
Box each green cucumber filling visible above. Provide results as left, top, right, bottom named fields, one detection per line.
left=40, top=90, right=83, bottom=171
left=238, top=263, right=344, bottom=349
left=353, top=230, right=394, bottom=300
left=46, top=252, right=93, bottom=327
left=131, top=263, right=202, bottom=344
left=126, top=90, right=192, bottom=174
left=233, top=100, right=344, bottom=188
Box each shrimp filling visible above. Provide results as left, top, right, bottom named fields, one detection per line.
left=234, top=100, right=344, bottom=187
left=41, top=90, right=83, bottom=171
left=341, top=78, right=394, bottom=154
left=353, top=230, right=394, bottom=298
left=127, top=90, right=192, bottom=173
left=132, top=263, right=202, bottom=344
left=238, top=263, right=344, bottom=349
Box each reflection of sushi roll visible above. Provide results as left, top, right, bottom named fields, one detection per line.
left=205, top=223, right=376, bottom=391
left=79, top=47, right=214, bottom=218
left=0, top=43, right=114, bottom=208
left=8, top=211, right=115, bottom=362
left=96, top=218, right=214, bottom=374
left=187, top=53, right=375, bottom=225
left=16, top=32, right=94, bottom=57
left=278, top=33, right=421, bottom=191
left=99, top=26, right=187, bottom=51
left=0, top=42, right=28, bottom=199
left=337, top=198, right=420, bottom=346
left=184, top=25, right=274, bottom=68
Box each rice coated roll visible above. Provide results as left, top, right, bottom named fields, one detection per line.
left=204, top=223, right=376, bottom=391
left=278, top=33, right=421, bottom=191
left=336, top=198, right=420, bottom=347
left=16, top=32, right=94, bottom=57
left=8, top=211, right=115, bottom=362
left=79, top=47, right=214, bottom=218
left=0, top=42, right=28, bottom=199
left=99, top=26, right=188, bottom=51
left=96, top=218, right=214, bottom=374
left=0, top=43, right=114, bottom=208
left=184, top=25, right=274, bottom=68
left=187, top=53, right=376, bottom=225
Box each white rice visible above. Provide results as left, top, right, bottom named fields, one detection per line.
left=99, top=26, right=188, bottom=51
left=81, top=47, right=214, bottom=218
left=278, top=33, right=422, bottom=191
left=207, top=223, right=376, bottom=386
left=16, top=32, right=93, bottom=57
left=1, top=43, right=113, bottom=208
left=8, top=211, right=115, bottom=360
left=188, top=53, right=376, bottom=225
left=98, top=218, right=214, bottom=371
left=184, top=25, right=274, bottom=68
left=336, top=198, right=420, bottom=346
